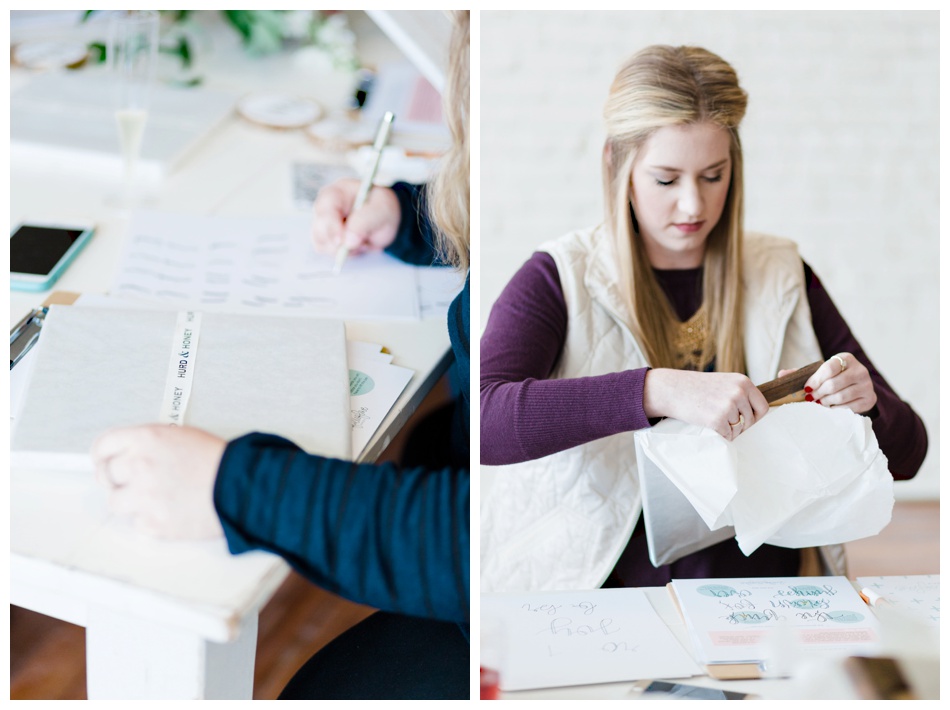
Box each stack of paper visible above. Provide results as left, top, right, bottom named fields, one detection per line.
left=346, top=341, right=413, bottom=457
left=11, top=305, right=351, bottom=470
left=669, top=576, right=882, bottom=678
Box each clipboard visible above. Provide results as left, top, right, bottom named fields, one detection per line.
left=10, top=291, right=80, bottom=369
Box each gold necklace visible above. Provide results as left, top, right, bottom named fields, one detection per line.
left=671, top=305, right=711, bottom=371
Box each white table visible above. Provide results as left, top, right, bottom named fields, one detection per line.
left=492, top=587, right=940, bottom=700
left=9, top=11, right=454, bottom=699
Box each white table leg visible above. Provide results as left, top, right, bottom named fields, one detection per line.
left=85, top=605, right=258, bottom=699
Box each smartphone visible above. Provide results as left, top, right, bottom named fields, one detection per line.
left=10, top=219, right=95, bottom=292
left=633, top=680, right=758, bottom=700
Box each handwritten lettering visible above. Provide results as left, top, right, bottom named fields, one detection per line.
left=541, top=617, right=621, bottom=637
left=719, top=598, right=757, bottom=612
left=521, top=603, right=561, bottom=615
left=770, top=598, right=829, bottom=610
left=723, top=609, right=782, bottom=625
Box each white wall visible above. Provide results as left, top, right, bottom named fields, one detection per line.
left=477, top=10, right=939, bottom=500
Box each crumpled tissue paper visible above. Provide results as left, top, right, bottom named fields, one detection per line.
left=634, top=402, right=893, bottom=565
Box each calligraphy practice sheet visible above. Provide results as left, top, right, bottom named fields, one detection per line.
left=670, top=577, right=881, bottom=667
left=856, top=575, right=940, bottom=629
left=481, top=588, right=700, bottom=691
left=111, top=211, right=424, bottom=320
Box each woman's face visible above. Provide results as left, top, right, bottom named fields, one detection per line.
left=630, top=122, right=732, bottom=269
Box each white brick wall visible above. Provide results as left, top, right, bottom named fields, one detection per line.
left=477, top=10, right=939, bottom=500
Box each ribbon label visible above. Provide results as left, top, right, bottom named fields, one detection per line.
left=159, top=311, right=201, bottom=425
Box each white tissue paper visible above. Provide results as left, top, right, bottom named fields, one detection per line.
left=634, top=402, right=893, bottom=565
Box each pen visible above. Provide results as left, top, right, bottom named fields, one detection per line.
left=10, top=306, right=48, bottom=369
left=333, top=110, right=395, bottom=274
left=859, top=588, right=889, bottom=607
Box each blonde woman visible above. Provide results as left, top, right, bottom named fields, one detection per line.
left=480, top=45, right=925, bottom=593
left=91, top=11, right=470, bottom=700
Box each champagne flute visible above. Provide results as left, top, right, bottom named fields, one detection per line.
left=108, top=10, right=159, bottom=208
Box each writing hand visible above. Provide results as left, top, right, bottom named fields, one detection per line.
left=311, top=178, right=401, bottom=256
left=643, top=368, right=771, bottom=440
left=802, top=352, right=877, bottom=414
left=90, top=424, right=227, bottom=540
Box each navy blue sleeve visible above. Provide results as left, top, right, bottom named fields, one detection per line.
left=384, top=182, right=441, bottom=266
left=213, top=434, right=470, bottom=624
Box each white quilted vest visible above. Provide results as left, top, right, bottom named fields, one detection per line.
left=480, top=224, right=843, bottom=593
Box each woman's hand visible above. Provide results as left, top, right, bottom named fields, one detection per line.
left=643, top=368, right=771, bottom=440
left=799, top=352, right=877, bottom=414
left=311, top=178, right=401, bottom=256
left=90, top=424, right=228, bottom=540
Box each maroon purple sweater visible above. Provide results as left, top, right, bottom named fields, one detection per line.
left=480, top=251, right=927, bottom=586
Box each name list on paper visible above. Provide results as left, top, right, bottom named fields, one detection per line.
left=111, top=211, right=425, bottom=320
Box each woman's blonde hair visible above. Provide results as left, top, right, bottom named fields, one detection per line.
left=602, top=45, right=748, bottom=373
left=427, top=10, right=470, bottom=272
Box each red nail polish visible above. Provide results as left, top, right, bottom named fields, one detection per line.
left=804, top=386, right=813, bottom=394
left=816, top=399, right=822, bottom=405
left=805, top=394, right=814, bottom=402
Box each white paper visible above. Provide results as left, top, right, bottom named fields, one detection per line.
left=347, top=340, right=394, bottom=364
left=347, top=344, right=414, bottom=457
left=10, top=339, right=40, bottom=421
left=635, top=403, right=894, bottom=560
left=670, top=576, right=882, bottom=666
left=11, top=305, right=351, bottom=469
left=110, top=210, right=423, bottom=320
left=481, top=588, right=700, bottom=691
left=417, top=266, right=463, bottom=320
left=855, top=575, right=940, bottom=629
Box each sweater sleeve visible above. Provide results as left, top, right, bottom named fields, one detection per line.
left=803, top=262, right=927, bottom=480
left=384, top=182, right=441, bottom=266
left=480, top=251, right=650, bottom=465
left=213, top=433, right=470, bottom=624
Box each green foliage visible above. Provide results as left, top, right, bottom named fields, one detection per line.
left=79, top=10, right=357, bottom=75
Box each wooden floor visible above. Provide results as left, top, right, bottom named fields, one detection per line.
left=9, top=494, right=939, bottom=698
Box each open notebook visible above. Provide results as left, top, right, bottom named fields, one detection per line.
left=11, top=305, right=351, bottom=470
